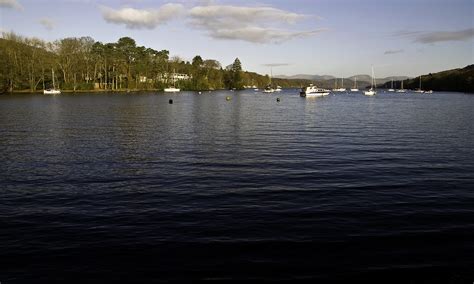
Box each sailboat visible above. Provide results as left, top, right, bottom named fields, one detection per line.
left=164, top=70, right=180, bottom=93
left=350, top=77, right=359, bottom=92
left=396, top=79, right=406, bottom=93
left=388, top=79, right=395, bottom=92
left=333, top=78, right=346, bottom=92
left=263, top=67, right=275, bottom=93
left=364, top=66, right=376, bottom=96
left=414, top=75, right=425, bottom=93
left=43, top=69, right=61, bottom=95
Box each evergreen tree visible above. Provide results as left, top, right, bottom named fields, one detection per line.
left=231, top=58, right=243, bottom=90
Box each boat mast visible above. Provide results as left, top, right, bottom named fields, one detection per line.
left=52, top=69, right=55, bottom=89
left=371, top=66, right=375, bottom=90
left=270, top=67, right=273, bottom=87
left=419, top=75, right=422, bottom=90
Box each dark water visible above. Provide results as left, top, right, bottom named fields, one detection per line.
left=1, top=90, right=473, bottom=282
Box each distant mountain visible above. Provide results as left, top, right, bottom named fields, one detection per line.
left=275, top=73, right=410, bottom=89
left=348, top=75, right=410, bottom=85
left=275, top=74, right=335, bottom=81
left=380, top=65, right=473, bottom=93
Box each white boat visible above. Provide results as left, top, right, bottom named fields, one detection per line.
left=425, top=90, right=433, bottom=94
left=364, top=66, right=377, bottom=96
left=300, top=84, right=330, bottom=97
left=396, top=79, right=406, bottom=93
left=44, top=89, right=61, bottom=95
left=43, top=69, right=61, bottom=95
left=164, top=87, right=180, bottom=93
left=350, top=77, right=359, bottom=92
left=388, top=79, right=395, bottom=92
left=263, top=85, right=275, bottom=93
left=275, top=86, right=282, bottom=92
left=263, top=67, right=275, bottom=93
left=414, top=75, right=425, bottom=93
left=164, top=69, right=180, bottom=93
left=333, top=78, right=346, bottom=92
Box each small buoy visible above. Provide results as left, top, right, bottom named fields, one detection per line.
left=276, top=98, right=280, bottom=102
left=198, top=91, right=202, bottom=94
left=169, top=99, right=173, bottom=104
left=226, top=96, right=231, bottom=101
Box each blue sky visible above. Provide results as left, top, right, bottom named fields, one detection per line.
left=1, top=0, right=473, bottom=77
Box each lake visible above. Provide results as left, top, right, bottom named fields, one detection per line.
left=1, top=90, right=473, bottom=282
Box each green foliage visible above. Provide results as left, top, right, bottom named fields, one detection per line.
left=227, top=58, right=243, bottom=90
left=1, top=33, right=311, bottom=93
left=380, top=65, right=474, bottom=93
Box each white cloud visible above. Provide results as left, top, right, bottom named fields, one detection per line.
left=414, top=28, right=474, bottom=44
left=100, top=3, right=184, bottom=29
left=39, top=18, right=55, bottom=30
left=395, top=28, right=474, bottom=44
left=189, top=5, right=303, bottom=25
left=0, top=0, right=23, bottom=10
left=206, top=26, right=325, bottom=44
left=263, top=63, right=291, bottom=67
left=99, top=3, right=325, bottom=43
left=188, top=5, right=324, bottom=44
left=384, top=49, right=404, bottom=55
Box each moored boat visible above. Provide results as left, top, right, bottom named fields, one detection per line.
left=364, top=66, right=377, bottom=96
left=350, top=77, right=359, bottom=92
left=388, top=79, right=395, bottom=92
left=43, top=69, right=61, bottom=95
left=396, top=79, right=406, bottom=93
left=263, top=85, right=275, bottom=93
left=164, top=87, right=180, bottom=93
left=43, top=89, right=61, bottom=95
left=300, top=84, right=330, bottom=97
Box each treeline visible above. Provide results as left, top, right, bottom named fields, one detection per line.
left=381, top=65, right=474, bottom=93
left=0, top=33, right=309, bottom=93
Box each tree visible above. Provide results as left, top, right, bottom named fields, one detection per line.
left=0, top=33, right=312, bottom=93
left=116, top=37, right=137, bottom=89
left=230, top=58, right=243, bottom=89
left=192, top=55, right=203, bottom=68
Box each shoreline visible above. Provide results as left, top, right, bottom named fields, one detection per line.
left=2, top=88, right=473, bottom=95
left=2, top=88, right=226, bottom=95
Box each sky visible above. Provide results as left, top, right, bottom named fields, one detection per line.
left=1, top=0, right=473, bottom=77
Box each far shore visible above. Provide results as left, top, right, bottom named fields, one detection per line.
left=2, top=88, right=473, bottom=95
left=2, top=88, right=227, bottom=94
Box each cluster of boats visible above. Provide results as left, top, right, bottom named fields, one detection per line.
left=41, top=67, right=433, bottom=96
left=299, top=67, right=433, bottom=97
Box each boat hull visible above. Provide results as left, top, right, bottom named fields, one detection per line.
left=43, top=89, right=61, bottom=95
left=300, top=91, right=330, bottom=97
left=164, top=88, right=180, bottom=93
left=300, top=84, right=330, bottom=97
